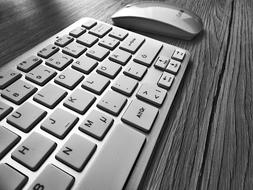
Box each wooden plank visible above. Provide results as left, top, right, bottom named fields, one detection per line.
left=200, top=0, right=253, bottom=189
left=139, top=0, right=236, bottom=189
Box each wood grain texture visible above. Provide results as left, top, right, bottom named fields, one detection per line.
left=0, top=0, right=252, bottom=189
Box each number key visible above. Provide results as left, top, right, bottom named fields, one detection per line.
left=17, top=56, right=42, bottom=72
left=0, top=70, right=22, bottom=90
left=46, top=52, right=73, bottom=71
left=26, top=65, right=57, bottom=86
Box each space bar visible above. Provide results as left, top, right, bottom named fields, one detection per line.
left=77, top=124, right=146, bottom=190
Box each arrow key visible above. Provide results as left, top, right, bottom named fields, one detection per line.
left=136, top=83, right=167, bottom=107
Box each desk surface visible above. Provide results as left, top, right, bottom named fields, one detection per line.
left=0, top=0, right=252, bottom=189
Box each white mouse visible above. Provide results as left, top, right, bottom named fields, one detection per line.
left=111, top=2, right=203, bottom=40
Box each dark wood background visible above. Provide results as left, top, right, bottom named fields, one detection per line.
left=0, top=0, right=252, bottom=189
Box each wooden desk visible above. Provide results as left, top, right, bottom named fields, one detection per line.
left=0, top=0, right=252, bottom=189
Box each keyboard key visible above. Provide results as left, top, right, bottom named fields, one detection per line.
left=46, top=52, right=73, bottom=71
left=82, top=19, right=97, bottom=29
left=79, top=110, right=113, bottom=140
left=172, top=48, right=186, bottom=61
left=166, top=59, right=181, bottom=74
left=28, top=164, right=74, bottom=190
left=37, top=44, right=59, bottom=59
left=63, top=89, right=96, bottom=115
left=123, top=61, right=147, bottom=80
left=109, top=48, right=131, bottom=65
left=82, top=73, right=110, bottom=95
left=97, top=90, right=127, bottom=116
left=154, top=55, right=170, bottom=70
left=55, top=35, right=73, bottom=47
left=33, top=84, right=67, bottom=109
left=71, top=55, right=98, bottom=74
left=54, top=68, right=84, bottom=90
left=25, top=64, right=57, bottom=86
left=112, top=75, right=138, bottom=96
left=69, top=26, right=86, bottom=37
left=77, top=124, right=145, bottom=190
left=7, top=102, right=47, bottom=133
left=17, top=56, right=42, bottom=72
left=134, top=41, right=162, bottom=67
left=158, top=72, right=175, bottom=89
left=0, top=70, right=22, bottom=89
left=62, top=41, right=86, bottom=58
left=0, top=164, right=28, bottom=190
left=136, top=84, right=167, bottom=107
left=89, top=23, right=112, bottom=37
left=120, top=34, right=145, bottom=53
left=0, top=101, right=13, bottom=120
left=77, top=33, right=98, bottom=47
left=96, top=59, right=122, bottom=79
left=1, top=80, right=37, bottom=105
left=109, top=28, right=128, bottom=40
left=41, top=108, right=78, bottom=139
left=122, top=99, right=158, bottom=132
left=86, top=44, right=109, bottom=61
left=0, top=126, right=20, bottom=159
left=56, top=134, right=96, bottom=172
left=12, top=132, right=56, bottom=171
left=99, top=35, right=120, bottom=50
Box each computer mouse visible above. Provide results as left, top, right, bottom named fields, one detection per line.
left=111, top=2, right=203, bottom=40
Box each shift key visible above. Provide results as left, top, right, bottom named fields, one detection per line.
left=76, top=124, right=145, bottom=190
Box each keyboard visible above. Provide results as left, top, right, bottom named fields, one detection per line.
left=0, top=17, right=190, bottom=190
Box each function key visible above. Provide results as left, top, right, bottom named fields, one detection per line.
left=89, top=23, right=112, bottom=38
left=28, top=164, right=74, bottom=190
left=17, top=55, right=42, bottom=72
left=119, top=35, right=145, bottom=54
left=0, top=70, right=22, bottom=90
left=1, top=80, right=37, bottom=105
left=171, top=49, right=186, bottom=61
left=62, top=41, right=87, bottom=58
left=25, top=65, right=57, bottom=86
left=69, top=26, right=86, bottom=38
left=0, top=164, right=27, bottom=190
left=158, top=72, right=175, bottom=90
left=166, top=59, right=181, bottom=74
left=109, top=28, right=128, bottom=40
left=55, top=35, right=73, bottom=47
left=82, top=19, right=97, bottom=29
left=0, top=101, right=13, bottom=120
left=55, top=134, right=96, bottom=172
left=11, top=132, right=56, bottom=171
left=0, top=126, right=20, bottom=159
left=7, top=102, right=47, bottom=133
left=154, top=55, right=170, bottom=70
left=37, top=44, right=59, bottom=59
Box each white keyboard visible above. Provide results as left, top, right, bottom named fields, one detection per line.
left=0, top=17, right=190, bottom=190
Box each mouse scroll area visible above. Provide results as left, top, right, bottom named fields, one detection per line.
left=111, top=2, right=203, bottom=40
